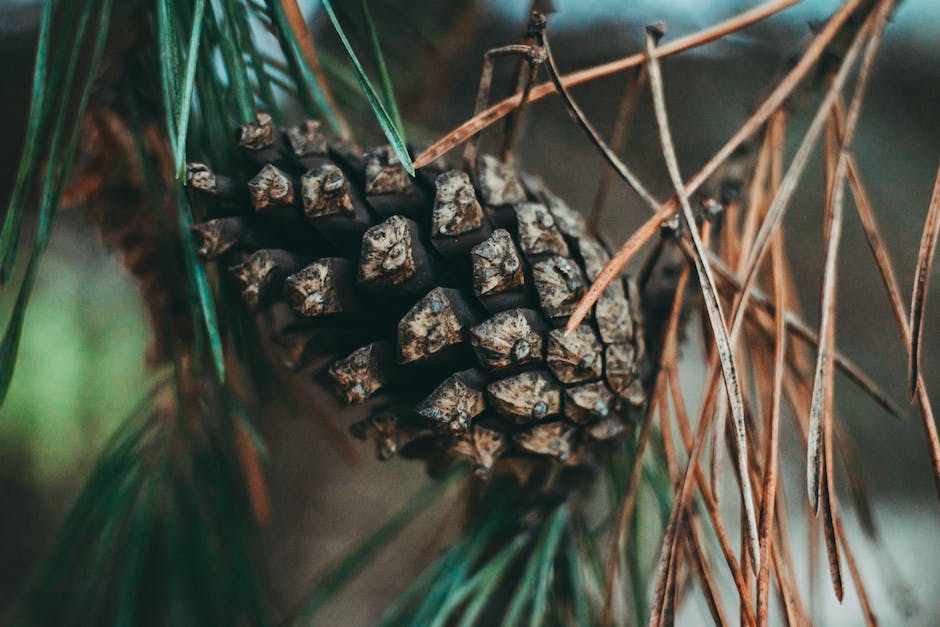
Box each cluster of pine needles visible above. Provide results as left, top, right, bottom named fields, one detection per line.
left=0, top=0, right=937, bottom=625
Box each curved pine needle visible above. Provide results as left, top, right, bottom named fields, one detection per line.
left=565, top=206, right=671, bottom=335
left=539, top=27, right=661, bottom=211
left=644, top=26, right=759, bottom=573
left=757, top=232, right=786, bottom=626
left=413, top=0, right=801, bottom=169
left=909, top=166, right=940, bottom=399
left=849, top=159, right=940, bottom=497
left=808, top=0, right=890, bottom=513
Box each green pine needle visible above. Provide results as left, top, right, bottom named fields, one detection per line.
left=0, top=0, right=115, bottom=407
left=176, top=188, right=227, bottom=380
left=0, top=0, right=53, bottom=284
left=320, top=0, right=414, bottom=175
left=172, top=0, right=207, bottom=177
left=216, top=0, right=259, bottom=122
left=291, top=466, right=465, bottom=625
left=359, top=0, right=405, bottom=139
left=13, top=381, right=268, bottom=626
left=263, top=0, right=347, bottom=135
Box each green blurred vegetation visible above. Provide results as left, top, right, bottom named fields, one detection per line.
left=0, top=221, right=150, bottom=493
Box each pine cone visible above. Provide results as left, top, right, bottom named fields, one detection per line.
left=190, top=112, right=651, bottom=479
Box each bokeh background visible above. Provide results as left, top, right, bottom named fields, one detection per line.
left=0, top=0, right=937, bottom=624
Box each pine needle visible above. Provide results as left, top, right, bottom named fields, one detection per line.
left=538, top=26, right=660, bottom=213
left=567, top=0, right=867, bottom=335
left=500, top=505, right=569, bottom=627
left=413, top=0, right=800, bottom=169
left=0, top=0, right=115, bottom=406
left=172, top=0, right=207, bottom=176
left=908, top=166, right=940, bottom=400
left=756, top=231, right=787, bottom=626
left=359, top=0, right=406, bottom=140
left=290, top=468, right=463, bottom=624
left=320, top=0, right=414, bottom=175
left=849, top=158, right=940, bottom=497
left=0, top=0, right=53, bottom=284
left=644, top=24, right=760, bottom=573
left=808, top=0, right=890, bottom=514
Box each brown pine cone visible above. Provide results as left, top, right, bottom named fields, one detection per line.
left=189, top=112, right=651, bottom=479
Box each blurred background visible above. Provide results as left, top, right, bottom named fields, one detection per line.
left=0, top=0, right=937, bottom=624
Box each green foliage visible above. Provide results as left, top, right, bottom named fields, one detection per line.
left=0, top=245, right=151, bottom=486
left=1, top=0, right=425, bottom=623
left=261, top=0, right=346, bottom=132
left=0, top=0, right=115, bottom=406
left=368, top=475, right=596, bottom=627
left=11, top=382, right=269, bottom=627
